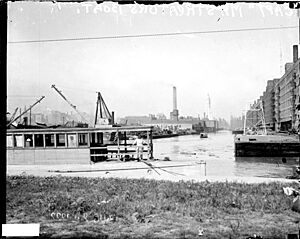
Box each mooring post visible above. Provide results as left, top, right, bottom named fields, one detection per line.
left=117, top=130, right=121, bottom=162
left=150, top=129, right=153, bottom=160
left=147, top=131, right=150, bottom=160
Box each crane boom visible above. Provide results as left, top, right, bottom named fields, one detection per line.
left=7, top=107, right=19, bottom=125
left=7, top=96, right=45, bottom=127
left=51, top=85, right=88, bottom=123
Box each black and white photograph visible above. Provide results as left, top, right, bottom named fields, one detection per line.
left=5, top=1, right=300, bottom=238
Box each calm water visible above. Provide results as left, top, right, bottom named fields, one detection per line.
left=153, top=130, right=299, bottom=179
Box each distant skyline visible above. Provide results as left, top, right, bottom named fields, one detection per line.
left=7, top=2, right=299, bottom=121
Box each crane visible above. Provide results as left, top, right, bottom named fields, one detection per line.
left=7, top=107, right=19, bottom=125
left=51, top=84, right=88, bottom=123
left=94, top=91, right=113, bottom=127
left=7, top=96, right=45, bottom=127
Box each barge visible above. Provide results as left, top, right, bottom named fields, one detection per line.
left=234, top=134, right=300, bottom=157
left=234, top=99, right=300, bottom=157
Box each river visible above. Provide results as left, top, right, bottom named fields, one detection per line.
left=153, top=130, right=299, bottom=179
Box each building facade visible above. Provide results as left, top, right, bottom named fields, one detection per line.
left=262, top=80, right=276, bottom=130
left=250, top=45, right=300, bottom=132
left=275, top=57, right=300, bottom=131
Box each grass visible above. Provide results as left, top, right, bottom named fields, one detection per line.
left=6, top=175, right=300, bottom=238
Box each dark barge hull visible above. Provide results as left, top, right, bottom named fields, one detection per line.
left=152, top=134, right=179, bottom=139
left=232, top=130, right=244, bottom=135
left=235, top=142, right=300, bottom=157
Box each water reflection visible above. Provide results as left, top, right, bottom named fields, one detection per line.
left=153, top=130, right=298, bottom=179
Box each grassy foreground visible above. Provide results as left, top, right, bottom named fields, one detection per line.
left=6, top=175, right=300, bottom=238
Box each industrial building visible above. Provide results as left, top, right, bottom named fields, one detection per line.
left=248, top=45, right=300, bottom=132
left=275, top=45, right=300, bottom=131
left=263, top=80, right=276, bottom=130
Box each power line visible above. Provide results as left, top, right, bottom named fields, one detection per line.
left=8, top=25, right=297, bottom=44
left=7, top=95, right=41, bottom=98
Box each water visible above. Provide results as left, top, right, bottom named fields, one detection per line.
left=153, top=130, right=299, bottom=179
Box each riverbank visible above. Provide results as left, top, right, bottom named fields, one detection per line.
left=6, top=160, right=295, bottom=184
left=6, top=175, right=300, bottom=238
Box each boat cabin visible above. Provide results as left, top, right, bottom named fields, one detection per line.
left=6, top=126, right=154, bottom=165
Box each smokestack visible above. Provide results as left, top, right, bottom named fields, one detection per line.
left=293, top=45, right=298, bottom=63
left=111, top=111, right=114, bottom=125
left=23, top=117, right=28, bottom=126
left=173, top=86, right=177, bottom=110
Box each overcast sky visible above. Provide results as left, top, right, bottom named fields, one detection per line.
left=7, top=2, right=298, bottom=121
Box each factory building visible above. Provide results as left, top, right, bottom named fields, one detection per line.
left=262, top=79, right=277, bottom=130
left=275, top=45, right=300, bottom=132
left=249, top=45, right=300, bottom=133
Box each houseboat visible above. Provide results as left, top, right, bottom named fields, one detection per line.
left=6, top=126, right=154, bottom=165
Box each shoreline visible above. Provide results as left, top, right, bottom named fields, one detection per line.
left=7, top=160, right=296, bottom=184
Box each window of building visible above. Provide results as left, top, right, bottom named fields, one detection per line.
left=67, top=134, right=77, bottom=148
left=7, top=135, right=13, bottom=147
left=78, top=133, right=88, bottom=146
left=24, top=134, right=33, bottom=147
left=34, top=134, right=44, bottom=147
left=45, top=134, right=55, bottom=147
left=56, top=134, right=66, bottom=147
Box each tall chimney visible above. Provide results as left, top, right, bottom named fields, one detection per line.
left=111, top=111, right=114, bottom=125
left=293, top=45, right=298, bottom=63
left=173, top=86, right=177, bottom=110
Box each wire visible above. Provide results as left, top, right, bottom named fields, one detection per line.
left=58, top=85, right=96, bottom=93
left=7, top=95, right=41, bottom=98
left=8, top=25, right=297, bottom=44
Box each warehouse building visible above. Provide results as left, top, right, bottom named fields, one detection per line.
left=275, top=45, right=300, bottom=132
left=249, top=45, right=300, bottom=133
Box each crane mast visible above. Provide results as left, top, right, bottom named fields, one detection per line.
left=51, top=84, right=88, bottom=124
left=94, top=92, right=112, bottom=127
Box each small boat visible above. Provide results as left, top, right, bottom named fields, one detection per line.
left=200, top=133, right=208, bottom=138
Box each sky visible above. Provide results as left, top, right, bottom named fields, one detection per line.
left=7, top=2, right=299, bottom=121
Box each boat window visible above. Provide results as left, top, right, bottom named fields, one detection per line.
left=78, top=133, right=88, bottom=146
left=56, top=134, right=66, bottom=147
left=67, top=134, right=77, bottom=148
left=24, top=134, right=33, bottom=147
left=34, top=134, right=44, bottom=147
left=45, top=134, right=55, bottom=147
left=14, top=135, right=24, bottom=147
left=90, top=132, right=103, bottom=147
left=7, top=135, right=13, bottom=147
left=103, top=132, right=111, bottom=144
